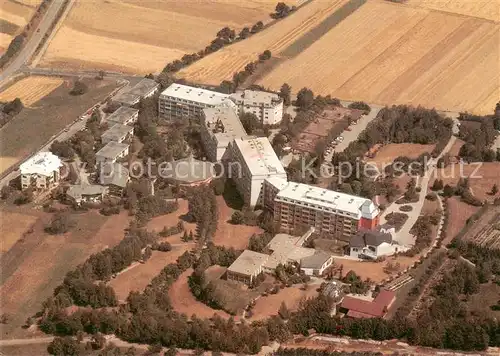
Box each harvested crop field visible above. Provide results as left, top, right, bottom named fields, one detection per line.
left=0, top=1, right=40, bottom=48
left=0, top=77, right=118, bottom=175
left=177, top=0, right=351, bottom=83
left=248, top=285, right=319, bottom=321
left=109, top=246, right=194, bottom=302
left=0, top=76, right=63, bottom=106
left=433, top=162, right=500, bottom=201
left=256, top=0, right=500, bottom=114
left=169, top=268, right=231, bottom=320
left=40, top=0, right=295, bottom=73
left=0, top=208, right=129, bottom=337
left=444, top=197, right=480, bottom=245
left=406, top=0, right=500, bottom=22
left=368, top=143, right=436, bottom=167
left=461, top=205, right=500, bottom=250
left=0, top=210, right=38, bottom=253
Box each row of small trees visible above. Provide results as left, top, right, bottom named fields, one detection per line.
left=163, top=21, right=265, bottom=73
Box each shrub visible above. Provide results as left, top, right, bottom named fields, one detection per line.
left=230, top=211, right=244, bottom=225
left=399, top=205, right=413, bottom=212
left=45, top=212, right=75, bottom=234
left=69, top=80, right=88, bottom=96
left=348, top=101, right=371, bottom=114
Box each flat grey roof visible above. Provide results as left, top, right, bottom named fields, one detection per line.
left=114, top=78, right=159, bottom=105
left=203, top=103, right=247, bottom=147
left=300, top=251, right=332, bottom=269
left=233, top=137, right=286, bottom=176
left=100, top=163, right=129, bottom=188
left=230, top=89, right=281, bottom=106
left=102, top=124, right=133, bottom=141
left=105, top=106, right=139, bottom=125
left=96, top=141, right=129, bottom=159
left=67, top=184, right=108, bottom=199
left=227, top=250, right=269, bottom=276
left=161, top=83, right=229, bottom=106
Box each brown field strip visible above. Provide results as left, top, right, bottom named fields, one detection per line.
left=177, top=0, right=350, bottom=83
left=258, top=0, right=499, bottom=114
left=0, top=76, right=63, bottom=106
left=0, top=211, right=38, bottom=253
left=40, top=0, right=296, bottom=73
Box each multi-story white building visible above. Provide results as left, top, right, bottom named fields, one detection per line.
left=262, top=180, right=380, bottom=240
left=159, top=83, right=230, bottom=120
left=230, top=89, right=283, bottom=125
left=20, top=152, right=62, bottom=191
left=227, top=136, right=287, bottom=207
left=101, top=124, right=134, bottom=145
left=113, top=78, right=159, bottom=107
left=200, top=100, right=247, bottom=161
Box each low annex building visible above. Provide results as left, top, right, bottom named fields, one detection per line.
left=105, top=106, right=139, bottom=126
left=338, top=289, right=396, bottom=319
left=226, top=228, right=334, bottom=285
left=349, top=229, right=401, bottom=259
left=113, top=78, right=159, bottom=107
left=20, top=151, right=62, bottom=191
left=96, top=142, right=129, bottom=166
left=66, top=184, right=108, bottom=205
left=101, top=124, right=134, bottom=145
left=226, top=250, right=269, bottom=285
left=99, top=163, right=129, bottom=196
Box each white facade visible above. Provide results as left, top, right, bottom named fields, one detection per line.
left=20, top=152, right=62, bottom=190
left=159, top=83, right=230, bottom=120
left=300, top=256, right=334, bottom=276
left=200, top=101, right=247, bottom=162
left=230, top=90, right=283, bottom=125
left=105, top=106, right=139, bottom=126
left=228, top=137, right=287, bottom=207
left=101, top=124, right=134, bottom=145
left=349, top=242, right=399, bottom=260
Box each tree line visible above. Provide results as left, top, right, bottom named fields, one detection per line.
left=162, top=21, right=265, bottom=74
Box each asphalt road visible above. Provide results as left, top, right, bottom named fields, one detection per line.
left=0, top=0, right=67, bottom=86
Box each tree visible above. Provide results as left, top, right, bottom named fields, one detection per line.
left=230, top=211, right=244, bottom=225
left=164, top=347, right=178, bottom=356
left=491, top=184, right=498, bottom=196
left=251, top=21, right=264, bottom=33
left=273, top=2, right=291, bottom=18
left=279, top=83, right=292, bottom=106
left=47, top=337, right=80, bottom=356
left=96, top=70, right=105, bottom=80
left=240, top=112, right=261, bottom=134
left=259, top=49, right=272, bottom=61
left=45, top=212, right=75, bottom=234
left=431, top=179, right=444, bottom=191
left=2, top=97, right=23, bottom=115
left=238, top=27, right=250, bottom=39
left=443, top=184, right=455, bottom=197
left=14, top=188, right=34, bottom=205
left=278, top=301, right=291, bottom=320
left=69, top=80, right=88, bottom=96
left=296, top=88, right=314, bottom=110
left=50, top=140, right=75, bottom=159
left=90, top=333, right=106, bottom=350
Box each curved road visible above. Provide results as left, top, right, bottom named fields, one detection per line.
left=0, top=0, right=67, bottom=86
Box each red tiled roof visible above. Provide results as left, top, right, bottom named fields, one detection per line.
left=340, top=289, right=395, bottom=318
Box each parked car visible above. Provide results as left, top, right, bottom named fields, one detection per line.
left=346, top=127, right=352, bottom=131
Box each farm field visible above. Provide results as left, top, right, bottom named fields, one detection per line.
left=0, top=76, right=118, bottom=175
left=39, top=0, right=297, bottom=74
left=248, top=285, right=319, bottom=321
left=368, top=143, right=436, bottom=167
left=433, top=162, right=500, bottom=201
left=0, top=1, right=41, bottom=52
left=177, top=0, right=351, bottom=83
left=406, top=0, right=500, bottom=22
left=443, top=197, right=480, bottom=245
left=169, top=268, right=231, bottom=320
left=109, top=246, right=194, bottom=302
left=0, top=210, right=38, bottom=253
left=0, top=208, right=130, bottom=338
left=0, top=76, right=63, bottom=106
left=258, top=0, right=499, bottom=114
left=461, top=205, right=500, bottom=250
